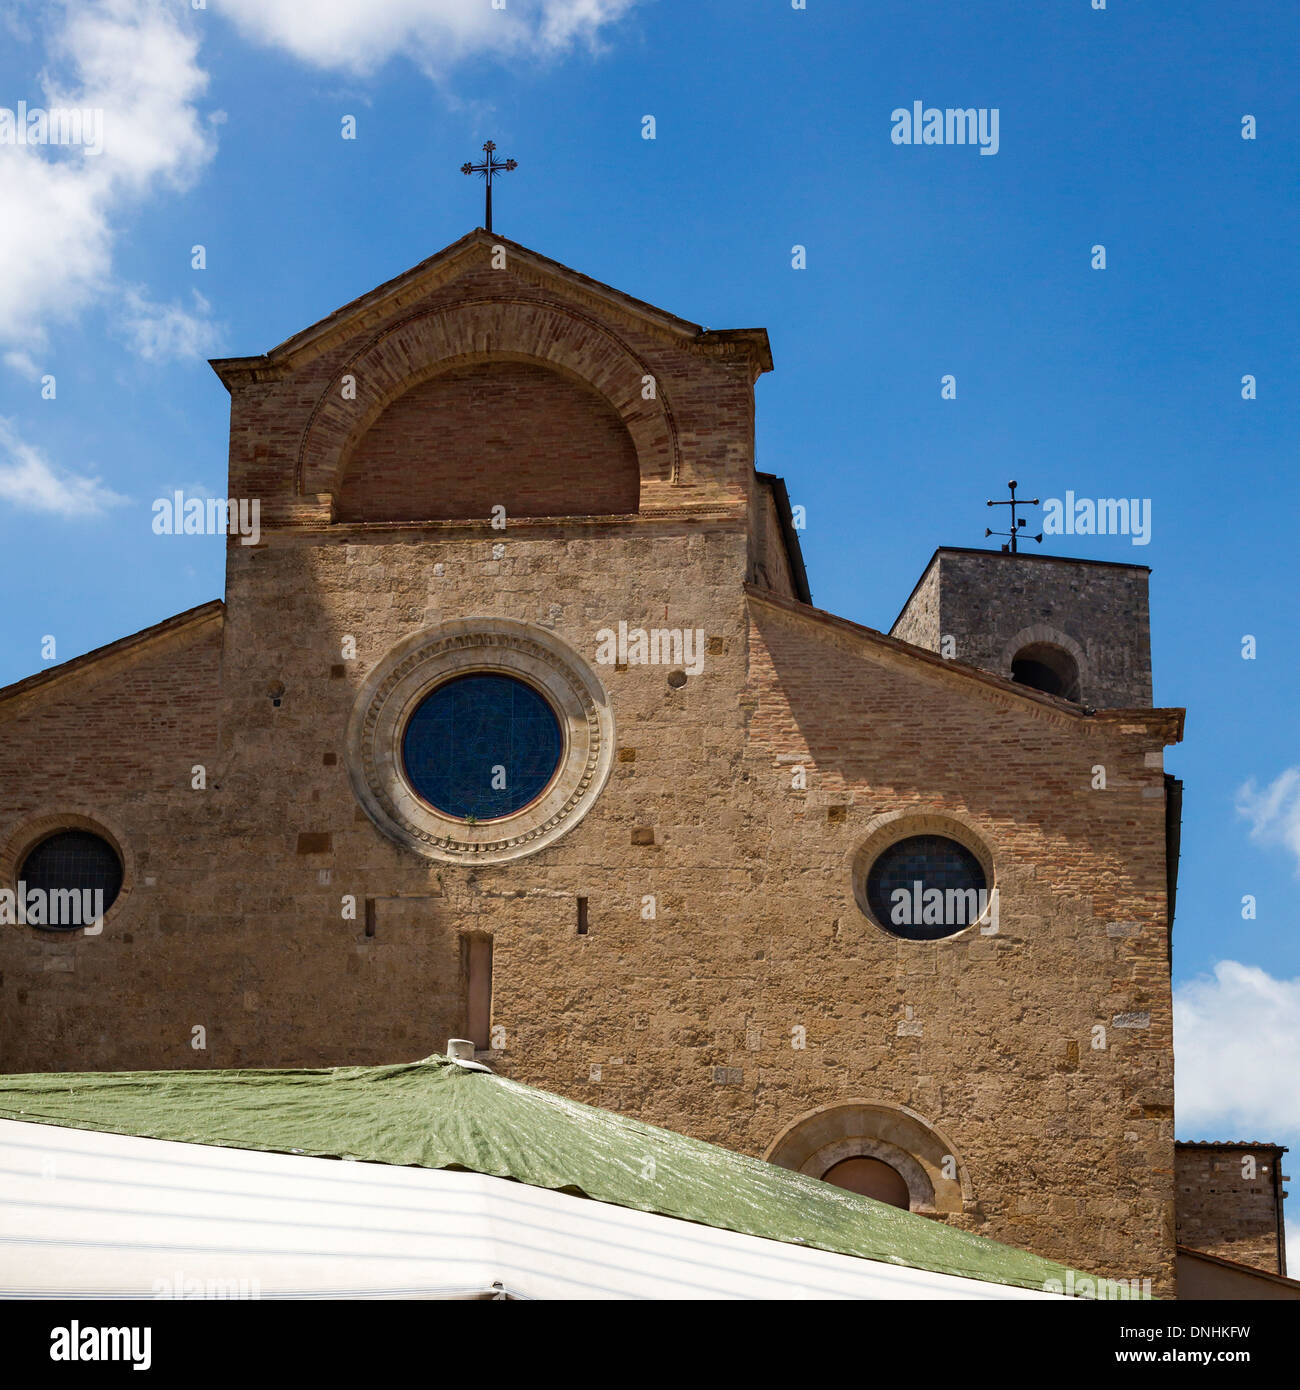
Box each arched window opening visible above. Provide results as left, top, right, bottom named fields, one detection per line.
left=1011, top=641, right=1081, bottom=702
left=822, top=1156, right=911, bottom=1209
left=766, top=1099, right=967, bottom=1215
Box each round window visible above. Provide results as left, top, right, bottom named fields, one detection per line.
left=865, top=833, right=987, bottom=940
left=19, top=830, right=123, bottom=931
left=402, top=673, right=564, bottom=820
left=349, top=619, right=615, bottom=864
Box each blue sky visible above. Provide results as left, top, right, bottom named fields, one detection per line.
left=1, top=1, right=1297, bottom=1183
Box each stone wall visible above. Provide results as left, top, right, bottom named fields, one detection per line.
left=749, top=478, right=799, bottom=601
left=741, top=594, right=1176, bottom=1289
left=1175, top=1144, right=1287, bottom=1274
left=892, top=548, right=1153, bottom=709
left=890, top=559, right=939, bottom=650
left=0, top=237, right=1182, bottom=1295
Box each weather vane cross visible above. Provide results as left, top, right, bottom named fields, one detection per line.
left=461, top=141, right=517, bottom=234
left=985, top=479, right=1042, bottom=554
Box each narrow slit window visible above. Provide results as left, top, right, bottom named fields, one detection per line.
left=467, top=935, right=493, bottom=1050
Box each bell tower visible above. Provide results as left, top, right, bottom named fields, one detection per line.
left=890, top=547, right=1154, bottom=710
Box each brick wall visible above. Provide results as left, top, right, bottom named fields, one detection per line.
left=337, top=359, right=641, bottom=522
left=0, top=611, right=223, bottom=1068
left=0, top=239, right=1182, bottom=1294
left=1175, top=1144, right=1287, bottom=1274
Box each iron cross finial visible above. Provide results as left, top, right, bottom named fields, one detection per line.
left=985, top=479, right=1042, bottom=554
left=460, top=140, right=518, bottom=233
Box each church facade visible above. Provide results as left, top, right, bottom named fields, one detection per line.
left=0, top=230, right=1282, bottom=1298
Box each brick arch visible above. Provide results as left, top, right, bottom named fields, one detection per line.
left=0, top=808, right=136, bottom=931
left=335, top=357, right=641, bottom=523
left=765, top=1099, right=972, bottom=1214
left=296, top=297, right=681, bottom=503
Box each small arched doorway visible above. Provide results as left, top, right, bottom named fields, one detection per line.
left=1010, top=641, right=1081, bottom=701
left=821, top=1156, right=911, bottom=1208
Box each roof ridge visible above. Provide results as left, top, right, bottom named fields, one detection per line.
left=211, top=230, right=772, bottom=384
left=0, top=599, right=223, bottom=710
left=746, top=584, right=1184, bottom=739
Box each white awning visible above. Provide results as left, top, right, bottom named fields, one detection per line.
left=0, top=1118, right=1063, bottom=1300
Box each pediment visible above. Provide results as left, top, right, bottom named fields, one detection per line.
left=210, top=229, right=771, bottom=387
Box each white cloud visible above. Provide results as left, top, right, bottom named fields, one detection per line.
left=118, top=287, right=219, bottom=363
left=1, top=0, right=637, bottom=355
left=0, top=417, right=127, bottom=517
left=1236, top=768, right=1300, bottom=876
left=212, top=0, right=637, bottom=76
left=0, top=147, right=114, bottom=345
left=47, top=0, right=212, bottom=191
left=172, top=480, right=216, bottom=501
left=1174, top=961, right=1300, bottom=1138
left=537, top=0, right=636, bottom=51
left=0, top=0, right=213, bottom=348
left=3, top=350, right=42, bottom=380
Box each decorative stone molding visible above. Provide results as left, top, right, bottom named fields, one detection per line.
left=765, top=1099, right=971, bottom=1214
left=297, top=297, right=682, bottom=500
left=847, top=809, right=997, bottom=939
left=802, top=1137, right=935, bottom=1206
left=346, top=618, right=615, bottom=865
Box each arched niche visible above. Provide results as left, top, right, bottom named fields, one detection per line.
left=766, top=1100, right=971, bottom=1214
left=1011, top=642, right=1081, bottom=701
left=822, top=1156, right=912, bottom=1208
left=336, top=357, right=641, bottom=523
left=296, top=298, right=680, bottom=511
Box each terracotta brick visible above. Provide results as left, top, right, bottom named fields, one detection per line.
left=0, top=231, right=1186, bottom=1295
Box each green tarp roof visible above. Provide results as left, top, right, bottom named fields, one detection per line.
left=0, top=1057, right=1100, bottom=1295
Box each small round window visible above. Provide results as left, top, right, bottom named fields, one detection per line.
left=19, top=830, right=123, bottom=931
left=401, top=673, right=564, bottom=821
left=865, top=834, right=988, bottom=940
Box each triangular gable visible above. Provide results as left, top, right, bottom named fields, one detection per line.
left=210, top=229, right=772, bottom=387
left=746, top=584, right=1184, bottom=742
left=0, top=601, right=223, bottom=717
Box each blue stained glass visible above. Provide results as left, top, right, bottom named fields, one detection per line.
left=402, top=674, right=563, bottom=820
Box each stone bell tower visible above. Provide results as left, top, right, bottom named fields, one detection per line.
left=890, top=547, right=1154, bottom=711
